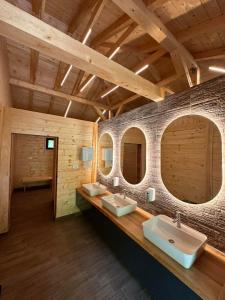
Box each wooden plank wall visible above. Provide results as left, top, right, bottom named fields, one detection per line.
left=12, top=134, right=54, bottom=189
left=98, top=75, right=225, bottom=252
left=0, top=37, right=11, bottom=107
left=0, top=107, right=97, bottom=233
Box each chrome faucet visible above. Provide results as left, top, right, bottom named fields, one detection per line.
left=122, top=189, right=127, bottom=199
left=173, top=211, right=181, bottom=228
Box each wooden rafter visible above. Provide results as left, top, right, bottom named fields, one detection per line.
left=9, top=78, right=109, bottom=110
left=78, top=22, right=138, bottom=93
left=0, top=2, right=165, bottom=100
left=67, top=0, right=97, bottom=35
left=112, top=73, right=178, bottom=112
left=194, top=47, right=225, bottom=61
left=123, top=14, right=225, bottom=56
left=29, top=0, right=46, bottom=109
left=99, top=48, right=167, bottom=98
left=48, top=0, right=106, bottom=113
left=111, top=0, right=198, bottom=87
left=92, top=106, right=107, bottom=121
left=91, top=0, right=168, bottom=48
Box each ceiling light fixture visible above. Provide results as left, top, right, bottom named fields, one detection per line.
left=135, top=64, right=149, bottom=75
left=80, top=75, right=96, bottom=92
left=60, top=65, right=73, bottom=87
left=64, top=100, right=72, bottom=118
left=109, top=47, right=120, bottom=60
left=209, top=66, right=225, bottom=74
left=101, top=86, right=119, bottom=98
left=96, top=109, right=107, bottom=123
left=82, top=28, right=92, bottom=45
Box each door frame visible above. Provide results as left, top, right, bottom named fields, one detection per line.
left=9, top=133, right=59, bottom=228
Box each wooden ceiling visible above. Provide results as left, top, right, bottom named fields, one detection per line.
left=2, top=0, right=225, bottom=121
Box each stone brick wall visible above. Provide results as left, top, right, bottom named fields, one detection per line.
left=98, top=76, right=225, bottom=252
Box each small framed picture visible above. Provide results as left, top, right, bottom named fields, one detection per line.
left=46, top=138, right=55, bottom=150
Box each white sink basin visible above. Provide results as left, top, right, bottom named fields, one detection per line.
left=82, top=182, right=107, bottom=197
left=101, top=193, right=137, bottom=217
left=143, top=215, right=207, bottom=269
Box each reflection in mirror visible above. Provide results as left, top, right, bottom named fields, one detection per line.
left=98, top=133, right=113, bottom=175
left=161, top=115, right=222, bottom=204
left=121, top=127, right=146, bottom=184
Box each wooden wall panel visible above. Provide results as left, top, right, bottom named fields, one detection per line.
left=12, top=134, right=54, bottom=188
left=0, top=37, right=11, bottom=107
left=0, top=107, right=97, bottom=233
left=98, top=75, right=225, bottom=252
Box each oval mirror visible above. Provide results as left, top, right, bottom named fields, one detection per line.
left=161, top=115, right=222, bottom=204
left=98, top=133, right=113, bottom=176
left=120, top=127, right=146, bottom=184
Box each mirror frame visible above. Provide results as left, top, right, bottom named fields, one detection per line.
left=98, top=132, right=114, bottom=177
left=160, top=114, right=223, bottom=205
left=119, top=126, right=147, bottom=186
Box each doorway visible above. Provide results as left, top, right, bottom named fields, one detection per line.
left=9, top=134, right=58, bottom=227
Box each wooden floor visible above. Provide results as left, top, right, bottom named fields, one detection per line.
left=0, top=189, right=151, bottom=300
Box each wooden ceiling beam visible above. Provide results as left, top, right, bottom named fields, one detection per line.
left=112, top=94, right=141, bottom=109
left=78, top=22, right=138, bottom=93
left=31, top=0, right=46, bottom=18
left=49, top=0, right=104, bottom=113
left=112, top=73, right=178, bottom=111
left=68, top=0, right=98, bottom=35
left=111, top=0, right=197, bottom=71
left=124, top=14, right=225, bottom=56
left=29, top=0, right=46, bottom=110
left=99, top=48, right=167, bottom=98
left=91, top=0, right=168, bottom=48
left=193, top=47, right=225, bottom=61
left=0, top=2, right=164, bottom=100
left=70, top=0, right=109, bottom=96
left=9, top=78, right=109, bottom=110
left=115, top=104, right=125, bottom=117
left=92, top=106, right=107, bottom=121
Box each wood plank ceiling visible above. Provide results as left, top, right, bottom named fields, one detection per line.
left=3, top=0, right=225, bottom=121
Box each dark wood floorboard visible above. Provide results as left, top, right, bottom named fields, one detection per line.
left=0, top=189, right=151, bottom=300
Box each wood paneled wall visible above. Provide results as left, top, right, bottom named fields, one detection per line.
left=12, top=134, right=54, bottom=189
left=0, top=37, right=11, bottom=107
left=98, top=75, right=225, bottom=252
left=0, top=107, right=97, bottom=233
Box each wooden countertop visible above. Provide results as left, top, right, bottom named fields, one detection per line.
left=77, top=188, right=225, bottom=300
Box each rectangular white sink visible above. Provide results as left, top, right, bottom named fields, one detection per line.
left=143, top=215, right=207, bottom=269
left=101, top=193, right=137, bottom=217
left=82, top=182, right=107, bottom=197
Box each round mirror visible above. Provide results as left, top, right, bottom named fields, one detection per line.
left=98, top=133, right=113, bottom=176
left=161, top=115, right=222, bottom=204
left=120, top=127, right=146, bottom=184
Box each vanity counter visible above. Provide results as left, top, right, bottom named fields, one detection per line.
left=77, top=188, right=225, bottom=300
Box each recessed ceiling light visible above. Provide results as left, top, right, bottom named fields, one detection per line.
left=60, top=65, right=73, bottom=87
left=209, top=66, right=225, bottom=73
left=135, top=64, right=149, bottom=75
left=108, top=47, right=120, bottom=60
left=80, top=75, right=96, bottom=92
left=101, top=86, right=119, bottom=98
left=64, top=100, right=72, bottom=118
left=82, top=28, right=92, bottom=45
